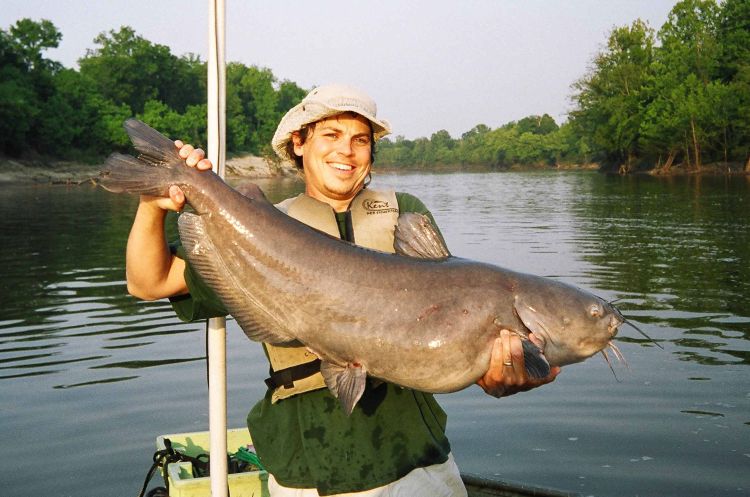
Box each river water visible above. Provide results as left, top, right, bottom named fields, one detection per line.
left=0, top=171, right=748, bottom=496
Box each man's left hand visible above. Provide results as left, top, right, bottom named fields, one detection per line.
left=476, top=329, right=561, bottom=398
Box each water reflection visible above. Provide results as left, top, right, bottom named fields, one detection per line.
left=567, top=173, right=750, bottom=368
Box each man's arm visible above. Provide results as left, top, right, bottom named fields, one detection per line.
left=125, top=141, right=212, bottom=300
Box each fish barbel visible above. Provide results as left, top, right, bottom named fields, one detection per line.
left=99, top=119, right=627, bottom=414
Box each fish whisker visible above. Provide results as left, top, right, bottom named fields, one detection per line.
left=624, top=319, right=663, bottom=349
left=600, top=348, right=621, bottom=382
left=608, top=341, right=628, bottom=369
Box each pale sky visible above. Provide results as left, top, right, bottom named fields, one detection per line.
left=2, top=1, right=679, bottom=139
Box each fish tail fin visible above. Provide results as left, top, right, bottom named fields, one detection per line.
left=123, top=118, right=183, bottom=166
left=97, top=153, right=179, bottom=196
left=96, top=119, right=186, bottom=196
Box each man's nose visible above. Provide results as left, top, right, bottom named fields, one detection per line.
left=336, top=138, right=353, bottom=156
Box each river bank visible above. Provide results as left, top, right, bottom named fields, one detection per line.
left=0, top=154, right=298, bottom=185
left=2, top=155, right=747, bottom=185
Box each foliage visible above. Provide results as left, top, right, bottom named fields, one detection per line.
left=378, top=114, right=571, bottom=168
left=2, top=4, right=749, bottom=172
left=568, top=0, right=750, bottom=172
left=0, top=20, right=306, bottom=161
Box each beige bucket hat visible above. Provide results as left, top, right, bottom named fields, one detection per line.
left=271, top=84, right=392, bottom=162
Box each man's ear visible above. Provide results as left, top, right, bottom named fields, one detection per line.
left=291, top=131, right=304, bottom=157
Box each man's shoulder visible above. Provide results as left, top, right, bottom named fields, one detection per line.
left=394, top=191, right=429, bottom=215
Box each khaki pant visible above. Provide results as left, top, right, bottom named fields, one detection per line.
left=268, top=453, right=467, bottom=497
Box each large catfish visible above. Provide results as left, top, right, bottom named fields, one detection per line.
left=100, top=119, right=627, bottom=414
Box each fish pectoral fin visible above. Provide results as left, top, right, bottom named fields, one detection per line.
left=394, top=212, right=451, bottom=259
left=521, top=339, right=551, bottom=379
left=513, top=297, right=547, bottom=336
left=512, top=298, right=552, bottom=378
left=320, top=361, right=368, bottom=416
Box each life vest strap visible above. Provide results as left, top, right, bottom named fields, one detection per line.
left=264, top=358, right=323, bottom=390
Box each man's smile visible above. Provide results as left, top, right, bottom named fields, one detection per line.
left=329, top=162, right=354, bottom=172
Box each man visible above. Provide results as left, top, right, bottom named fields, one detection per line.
left=125, top=84, right=559, bottom=496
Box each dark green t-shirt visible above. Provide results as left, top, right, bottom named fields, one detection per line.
left=170, top=191, right=452, bottom=495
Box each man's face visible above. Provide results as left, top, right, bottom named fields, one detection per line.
left=292, top=113, right=372, bottom=208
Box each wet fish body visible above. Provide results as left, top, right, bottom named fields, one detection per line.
left=99, top=119, right=624, bottom=413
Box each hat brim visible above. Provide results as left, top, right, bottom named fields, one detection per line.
left=272, top=102, right=391, bottom=162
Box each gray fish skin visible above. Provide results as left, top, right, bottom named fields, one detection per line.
left=99, top=119, right=624, bottom=414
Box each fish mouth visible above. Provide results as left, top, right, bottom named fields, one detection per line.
left=608, top=307, right=626, bottom=337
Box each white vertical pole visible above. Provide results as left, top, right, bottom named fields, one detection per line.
left=207, top=1, right=227, bottom=497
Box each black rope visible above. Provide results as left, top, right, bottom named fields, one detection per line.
left=136, top=438, right=211, bottom=497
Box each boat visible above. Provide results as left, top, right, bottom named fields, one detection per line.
left=143, top=428, right=579, bottom=497
left=462, top=473, right=579, bottom=497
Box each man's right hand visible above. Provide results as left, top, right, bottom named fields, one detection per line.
left=125, top=140, right=213, bottom=300
left=143, top=140, right=214, bottom=212
left=175, top=139, right=213, bottom=171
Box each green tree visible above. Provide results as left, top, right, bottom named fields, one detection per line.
left=516, top=114, right=559, bottom=135
left=78, top=26, right=204, bottom=115
left=276, top=80, right=307, bottom=115
left=0, top=19, right=62, bottom=155
left=716, top=0, right=750, bottom=169
left=226, top=63, right=280, bottom=154
left=138, top=99, right=206, bottom=148
left=569, top=19, right=655, bottom=171
left=645, top=0, right=722, bottom=169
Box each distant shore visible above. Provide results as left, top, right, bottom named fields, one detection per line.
left=1, top=156, right=747, bottom=185
left=0, top=154, right=298, bottom=185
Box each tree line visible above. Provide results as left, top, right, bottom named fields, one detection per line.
left=2, top=0, right=749, bottom=173
left=378, top=0, right=750, bottom=173
left=0, top=20, right=306, bottom=162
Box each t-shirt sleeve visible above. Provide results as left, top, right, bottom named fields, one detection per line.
left=168, top=241, right=228, bottom=322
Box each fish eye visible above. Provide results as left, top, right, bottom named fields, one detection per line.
left=588, top=304, right=602, bottom=318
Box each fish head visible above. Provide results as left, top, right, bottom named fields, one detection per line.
left=512, top=279, right=624, bottom=367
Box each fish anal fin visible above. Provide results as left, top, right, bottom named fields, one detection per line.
left=394, top=212, right=451, bottom=259
left=320, top=361, right=367, bottom=415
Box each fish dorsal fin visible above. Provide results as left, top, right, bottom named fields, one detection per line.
left=320, top=361, right=368, bottom=415
left=394, top=212, right=451, bottom=259
left=234, top=182, right=267, bottom=201
left=177, top=212, right=295, bottom=345
left=124, top=119, right=182, bottom=167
